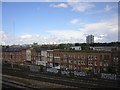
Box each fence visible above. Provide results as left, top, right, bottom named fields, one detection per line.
left=3, top=63, right=120, bottom=81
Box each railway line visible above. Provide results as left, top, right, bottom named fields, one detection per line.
left=2, top=75, right=78, bottom=89
left=2, top=67, right=120, bottom=89
left=2, top=79, right=36, bottom=89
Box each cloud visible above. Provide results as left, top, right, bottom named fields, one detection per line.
left=80, top=18, right=118, bottom=34
left=0, top=32, right=43, bottom=45
left=50, top=3, right=68, bottom=8
left=99, top=34, right=107, bottom=37
left=1, top=17, right=118, bottom=45
left=0, top=31, right=13, bottom=45
left=16, top=34, right=42, bottom=44
left=68, top=2, right=95, bottom=12
left=0, top=31, right=8, bottom=40
left=104, top=4, right=117, bottom=12
left=20, top=35, right=32, bottom=39
left=104, top=5, right=111, bottom=11
left=70, top=19, right=79, bottom=24
left=46, top=30, right=85, bottom=43
left=50, top=2, right=95, bottom=12
left=94, top=37, right=103, bottom=41
left=46, top=17, right=118, bottom=43
left=104, top=5, right=112, bottom=11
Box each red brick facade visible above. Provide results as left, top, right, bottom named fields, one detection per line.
left=2, top=48, right=36, bottom=65
left=47, top=50, right=112, bottom=73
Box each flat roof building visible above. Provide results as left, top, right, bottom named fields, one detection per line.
left=47, top=50, right=114, bottom=73
left=86, top=35, right=94, bottom=44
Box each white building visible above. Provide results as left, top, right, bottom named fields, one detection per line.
left=36, top=50, right=47, bottom=66
left=86, top=35, right=94, bottom=44
left=70, top=46, right=82, bottom=50
left=90, top=46, right=118, bottom=52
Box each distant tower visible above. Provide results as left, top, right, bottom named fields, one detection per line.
left=86, top=35, right=94, bottom=44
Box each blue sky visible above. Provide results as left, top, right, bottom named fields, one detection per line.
left=1, top=2, right=118, bottom=45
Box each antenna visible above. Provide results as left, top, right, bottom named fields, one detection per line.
left=12, top=20, right=15, bottom=45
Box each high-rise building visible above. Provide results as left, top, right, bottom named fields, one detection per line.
left=86, top=35, right=94, bottom=44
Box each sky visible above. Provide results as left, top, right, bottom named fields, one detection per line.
left=1, top=1, right=119, bottom=45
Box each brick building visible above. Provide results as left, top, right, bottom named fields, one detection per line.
left=2, top=46, right=119, bottom=74
left=47, top=50, right=114, bottom=73
left=2, top=47, right=36, bottom=65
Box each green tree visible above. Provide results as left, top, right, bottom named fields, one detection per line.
left=81, top=43, right=90, bottom=51
left=75, top=43, right=80, bottom=46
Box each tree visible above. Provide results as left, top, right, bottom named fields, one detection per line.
left=81, top=43, right=90, bottom=51
left=58, top=44, right=67, bottom=50
left=75, top=43, right=80, bottom=46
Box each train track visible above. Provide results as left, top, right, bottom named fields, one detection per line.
left=2, top=79, right=36, bottom=89
left=3, top=68, right=120, bottom=89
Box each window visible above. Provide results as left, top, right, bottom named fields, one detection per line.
left=50, top=53, right=53, bottom=57
left=94, top=56, right=97, bottom=60
left=64, top=59, right=67, bottom=63
left=74, top=66, right=76, bottom=70
left=100, top=55, right=102, bottom=61
left=68, top=55, right=70, bottom=57
left=69, top=65, right=72, bottom=69
left=50, top=58, right=52, bottom=61
left=106, top=55, right=109, bottom=60
left=81, top=61, right=85, bottom=65
left=88, top=55, right=91, bottom=60
left=82, top=55, right=85, bottom=59
left=64, top=55, right=66, bottom=57
left=83, top=55, right=86, bottom=60
left=78, top=61, right=81, bottom=65
left=47, top=54, right=49, bottom=57
left=91, top=55, right=93, bottom=60
left=94, top=62, right=97, bottom=66
left=74, top=60, right=77, bottom=64
left=88, top=61, right=91, bottom=65
left=100, top=62, right=102, bottom=66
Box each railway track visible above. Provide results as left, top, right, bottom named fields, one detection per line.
left=2, top=79, right=36, bottom=89
left=2, top=68, right=120, bottom=89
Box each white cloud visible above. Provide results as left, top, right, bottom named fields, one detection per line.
left=1, top=17, right=118, bottom=45
left=104, top=5, right=112, bottom=11
left=46, top=30, right=85, bottom=43
left=80, top=18, right=118, bottom=34
left=99, top=34, right=107, bottom=37
left=94, top=37, right=103, bottom=41
left=46, top=17, right=118, bottom=43
left=50, top=2, right=95, bottom=12
left=16, top=34, right=42, bottom=44
left=68, top=2, right=95, bottom=12
left=0, top=31, right=8, bottom=41
left=104, top=4, right=117, bottom=12
left=70, top=19, right=79, bottom=24
left=0, top=31, right=14, bottom=45
left=50, top=3, right=68, bottom=8
left=20, top=35, right=32, bottom=39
